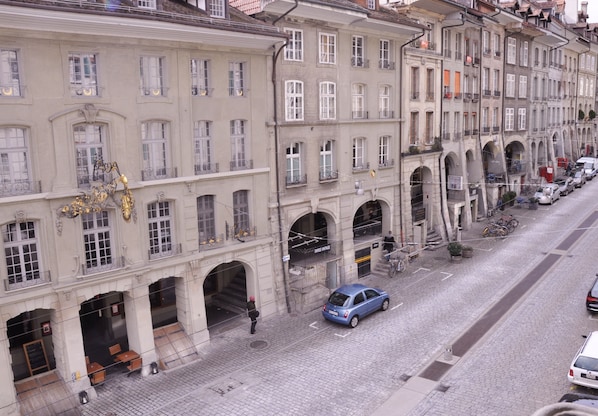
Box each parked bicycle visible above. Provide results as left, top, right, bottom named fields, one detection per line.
left=388, top=255, right=407, bottom=278
left=495, top=214, right=519, bottom=233
left=481, top=221, right=508, bottom=238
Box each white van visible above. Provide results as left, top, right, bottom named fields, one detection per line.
left=575, top=157, right=598, bottom=180
left=568, top=331, right=598, bottom=389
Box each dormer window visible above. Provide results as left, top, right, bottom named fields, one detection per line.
left=208, top=0, right=225, bottom=18
left=367, top=0, right=375, bottom=10
left=138, top=0, right=156, bottom=9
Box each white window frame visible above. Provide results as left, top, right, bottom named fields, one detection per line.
left=319, top=81, right=336, bottom=120
left=505, top=108, right=514, bottom=131
left=233, top=190, right=250, bottom=236
left=148, top=201, right=173, bottom=258
left=379, top=84, right=391, bottom=118
left=82, top=211, right=113, bottom=272
left=228, top=62, right=245, bottom=96
left=194, top=120, right=213, bottom=174
left=506, top=74, right=516, bottom=98
left=141, top=121, right=169, bottom=180
left=191, top=59, right=210, bottom=96
left=0, top=49, right=21, bottom=97
left=74, top=123, right=105, bottom=187
left=140, top=56, right=165, bottom=96
left=0, top=127, right=31, bottom=196
left=518, top=108, right=526, bottom=130
left=507, top=37, right=516, bottom=65
left=378, top=135, right=390, bottom=167
left=285, top=80, right=304, bottom=121
left=137, top=0, right=156, bottom=9
left=518, top=75, right=527, bottom=98
left=352, top=137, right=366, bottom=169
left=483, top=30, right=490, bottom=54
left=320, top=140, right=334, bottom=180
left=352, top=35, right=365, bottom=67
left=285, top=29, right=303, bottom=61
left=319, top=32, right=336, bottom=64
left=208, top=0, right=225, bottom=18
left=197, top=195, right=216, bottom=244
left=286, top=142, right=302, bottom=184
left=352, top=83, right=366, bottom=119
left=493, top=33, right=501, bottom=57
left=230, top=119, right=247, bottom=170
left=69, top=52, right=98, bottom=96
left=379, top=39, right=391, bottom=69
left=521, top=41, right=529, bottom=67
left=3, top=221, right=41, bottom=288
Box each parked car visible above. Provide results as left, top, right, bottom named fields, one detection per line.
left=576, top=157, right=598, bottom=180
left=554, top=176, right=575, bottom=196
left=559, top=392, right=598, bottom=407
left=587, top=274, right=598, bottom=313
left=534, top=183, right=561, bottom=205
left=573, top=169, right=587, bottom=187
left=568, top=331, right=598, bottom=389
left=322, top=283, right=389, bottom=328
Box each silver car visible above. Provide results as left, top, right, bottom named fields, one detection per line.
left=534, top=183, right=560, bottom=205
left=573, top=169, right=587, bottom=188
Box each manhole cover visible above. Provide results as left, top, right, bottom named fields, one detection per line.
left=250, top=340, right=268, bottom=349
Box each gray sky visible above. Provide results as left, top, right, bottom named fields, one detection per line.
left=588, top=1, right=598, bottom=23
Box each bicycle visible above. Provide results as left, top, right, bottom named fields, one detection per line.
left=481, top=222, right=508, bottom=238
left=388, top=254, right=407, bottom=278
left=495, top=214, right=519, bottom=233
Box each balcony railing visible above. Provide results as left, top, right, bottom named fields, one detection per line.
left=4, top=270, right=51, bottom=292
left=286, top=174, right=307, bottom=187
left=426, top=93, right=434, bottom=101
left=442, top=132, right=451, bottom=140
left=230, top=159, right=253, bottom=171
left=410, top=92, right=419, bottom=100
left=195, top=162, right=219, bottom=175
left=199, top=233, right=225, bottom=250
left=482, top=127, right=490, bottom=133
left=454, top=93, right=462, bottom=100
left=464, top=93, right=472, bottom=101
left=149, top=243, right=182, bottom=260
left=472, top=129, right=479, bottom=135
left=453, top=132, right=462, bottom=141
left=483, top=89, right=491, bottom=96
left=378, top=159, right=395, bottom=168
left=473, top=93, right=480, bottom=101
left=379, top=110, right=394, bottom=119
left=191, top=87, right=212, bottom=97
left=319, top=170, right=338, bottom=182
left=352, top=110, right=369, bottom=119
left=351, top=57, right=369, bottom=68
left=493, top=90, right=501, bottom=97
left=464, top=130, right=471, bottom=136
left=352, top=162, right=370, bottom=172
left=379, top=60, right=395, bottom=70
left=81, top=256, right=124, bottom=276
left=492, top=126, right=499, bottom=133
left=444, top=49, right=452, bottom=58
left=443, top=91, right=453, bottom=99
left=0, top=180, right=41, bottom=197
left=141, top=167, right=177, bottom=181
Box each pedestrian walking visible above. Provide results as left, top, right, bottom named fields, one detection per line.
left=247, top=295, right=259, bottom=334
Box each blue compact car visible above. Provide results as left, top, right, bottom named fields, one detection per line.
left=322, top=284, right=390, bottom=328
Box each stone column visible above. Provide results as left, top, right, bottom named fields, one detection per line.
left=123, top=283, right=155, bottom=376
left=0, top=320, right=19, bottom=415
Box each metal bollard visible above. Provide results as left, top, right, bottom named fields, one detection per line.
left=444, top=345, right=453, bottom=361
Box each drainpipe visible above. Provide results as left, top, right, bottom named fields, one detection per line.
left=271, top=0, right=298, bottom=313
left=399, top=31, right=424, bottom=246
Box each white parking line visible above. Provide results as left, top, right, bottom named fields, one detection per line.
left=441, top=272, right=453, bottom=281
left=309, top=321, right=319, bottom=329
left=391, top=302, right=403, bottom=311
left=334, top=332, right=351, bottom=338
left=412, top=267, right=430, bottom=274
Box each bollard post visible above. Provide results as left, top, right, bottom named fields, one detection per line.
left=444, top=345, right=453, bottom=361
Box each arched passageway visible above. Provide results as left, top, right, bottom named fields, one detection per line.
left=203, top=262, right=247, bottom=330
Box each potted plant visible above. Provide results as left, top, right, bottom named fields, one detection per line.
left=461, top=245, right=474, bottom=258
left=579, top=109, right=586, bottom=120
left=447, top=242, right=463, bottom=261
left=528, top=196, right=539, bottom=210
left=502, top=191, right=517, bottom=207
left=590, top=109, right=596, bottom=120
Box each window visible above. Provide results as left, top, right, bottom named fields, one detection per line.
left=353, top=137, right=366, bottom=169
left=505, top=108, right=514, bottom=131
left=319, top=81, right=336, bottom=120
left=493, top=69, right=500, bottom=94
left=482, top=67, right=490, bottom=93
left=443, top=30, right=451, bottom=58
left=492, top=107, right=498, bottom=129
left=285, top=29, right=303, bottom=61
left=74, top=123, right=105, bottom=187
left=454, top=112, right=461, bottom=134
left=352, top=83, right=366, bottom=119
left=69, top=53, right=98, bottom=96
left=141, top=121, right=169, bottom=180
left=425, top=112, right=434, bottom=143
left=410, top=67, right=419, bottom=100
left=140, top=56, right=164, bottom=96
left=378, top=135, right=390, bottom=167
left=230, top=120, right=247, bottom=170
left=483, top=31, right=490, bottom=54
left=3, top=221, right=40, bottom=288
left=0, top=127, right=31, bottom=196
left=228, top=62, right=245, bottom=96
left=455, top=33, right=462, bottom=60
left=366, top=0, right=375, bottom=9
left=148, top=201, right=172, bottom=258
left=285, top=80, right=304, bottom=121
left=137, top=0, right=156, bottom=9
left=493, top=33, right=501, bottom=57
left=482, top=107, right=489, bottom=130
left=319, top=32, right=336, bottom=64
left=379, top=85, right=391, bottom=118
left=455, top=71, right=461, bottom=97
left=506, top=74, right=515, bottom=98
left=507, top=38, right=516, bottom=65
left=208, top=0, right=225, bottom=18
left=352, top=35, right=365, bottom=67
left=286, top=142, right=302, bottom=184
left=379, top=39, right=392, bottom=69
left=233, top=190, right=250, bottom=236
left=443, top=69, right=451, bottom=96
left=190, top=59, right=210, bottom=96
left=0, top=49, right=21, bottom=97
left=197, top=195, right=216, bottom=244
left=519, top=75, right=527, bottom=98
left=194, top=121, right=213, bottom=174
left=82, top=211, right=113, bottom=272
left=518, top=108, right=526, bottom=130
left=520, top=41, right=528, bottom=67
left=426, top=68, right=434, bottom=100
left=320, top=140, right=335, bottom=180
left=409, top=112, right=419, bottom=144
left=463, top=112, right=469, bottom=134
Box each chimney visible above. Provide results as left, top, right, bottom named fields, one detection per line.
left=582, top=1, right=588, bottom=17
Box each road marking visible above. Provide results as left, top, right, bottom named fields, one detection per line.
left=309, top=321, right=319, bottom=329
left=335, top=332, right=351, bottom=338
left=441, top=272, right=453, bottom=281
left=475, top=247, right=493, bottom=252
left=391, top=302, right=403, bottom=311
left=412, top=267, right=430, bottom=274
